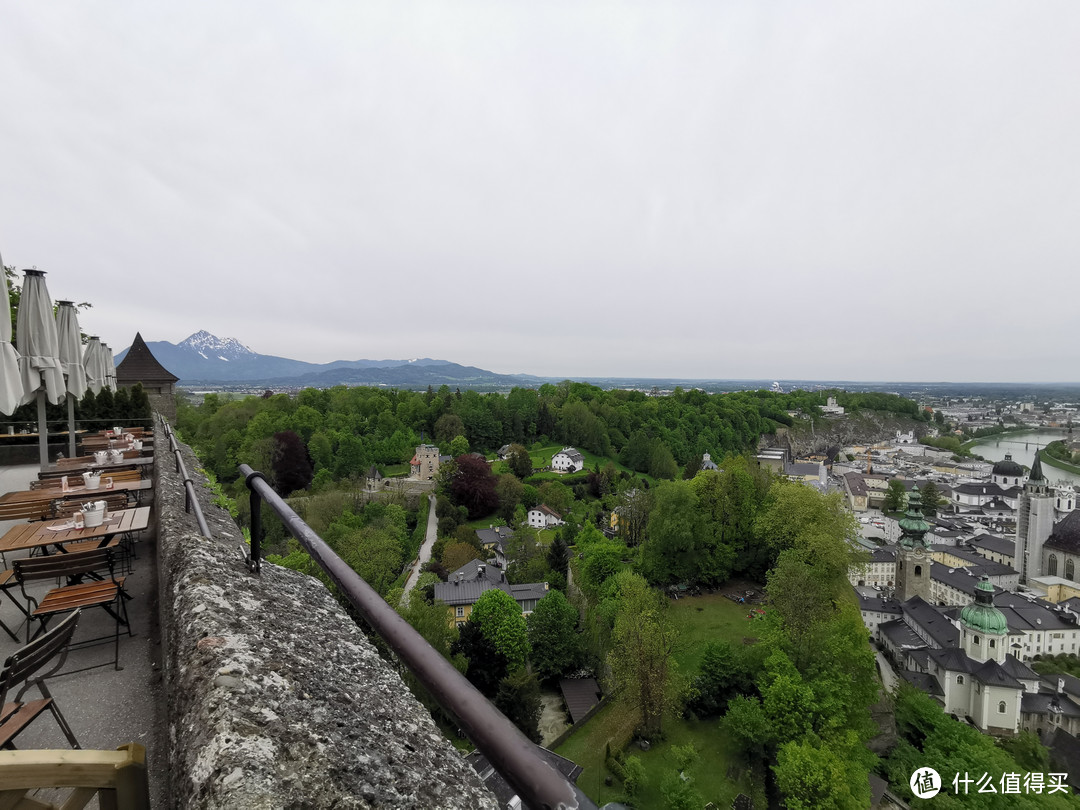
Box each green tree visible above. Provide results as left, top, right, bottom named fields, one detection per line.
left=452, top=620, right=508, bottom=697
left=505, top=443, right=533, bottom=479
left=527, top=589, right=582, bottom=682
left=883, top=479, right=907, bottom=513
left=580, top=541, right=626, bottom=598
left=495, top=473, right=524, bottom=523
left=448, top=434, right=470, bottom=458
left=547, top=535, right=569, bottom=578
left=441, top=542, right=479, bottom=573
left=606, top=572, right=679, bottom=738
left=658, top=772, right=703, bottom=810
left=721, top=695, right=771, bottom=760
left=493, top=668, right=543, bottom=743
left=920, top=481, right=943, bottom=517
left=537, top=481, right=572, bottom=518
left=614, top=485, right=653, bottom=547
left=774, top=734, right=870, bottom=810
left=622, top=755, right=646, bottom=798
left=469, top=588, right=530, bottom=671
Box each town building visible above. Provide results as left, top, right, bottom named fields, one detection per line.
left=527, top=504, right=565, bottom=530
left=1016, top=453, right=1078, bottom=583
left=551, top=447, right=584, bottom=473
left=433, top=560, right=549, bottom=626
left=410, top=444, right=441, bottom=480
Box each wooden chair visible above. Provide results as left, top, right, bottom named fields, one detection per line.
left=51, top=495, right=129, bottom=520
left=29, top=478, right=64, bottom=490
left=50, top=495, right=137, bottom=571
left=13, top=549, right=131, bottom=670
left=0, top=743, right=150, bottom=809
left=0, top=501, right=51, bottom=523
left=0, top=568, right=33, bottom=643
left=0, top=609, right=81, bottom=750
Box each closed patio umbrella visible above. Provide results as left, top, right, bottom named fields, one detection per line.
left=0, top=254, right=25, bottom=415
left=16, top=269, right=65, bottom=465
left=56, top=301, right=88, bottom=458
left=83, top=335, right=106, bottom=395
left=103, top=344, right=117, bottom=391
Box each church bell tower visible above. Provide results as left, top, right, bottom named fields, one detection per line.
left=896, top=487, right=932, bottom=602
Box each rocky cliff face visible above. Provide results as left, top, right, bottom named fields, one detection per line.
left=785, top=412, right=931, bottom=456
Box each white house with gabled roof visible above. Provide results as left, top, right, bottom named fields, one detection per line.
left=551, top=447, right=584, bottom=473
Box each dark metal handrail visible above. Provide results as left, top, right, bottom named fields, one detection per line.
left=160, top=417, right=212, bottom=539
left=240, top=463, right=594, bottom=810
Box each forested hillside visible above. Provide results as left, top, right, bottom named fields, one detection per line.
left=175, top=382, right=924, bottom=489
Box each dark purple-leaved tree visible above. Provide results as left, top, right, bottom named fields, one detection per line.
left=272, top=430, right=314, bottom=496
left=449, top=454, right=499, bottom=519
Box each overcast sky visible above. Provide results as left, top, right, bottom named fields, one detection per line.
left=2, top=3, right=1078, bottom=382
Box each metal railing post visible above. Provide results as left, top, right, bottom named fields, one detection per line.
left=243, top=467, right=265, bottom=574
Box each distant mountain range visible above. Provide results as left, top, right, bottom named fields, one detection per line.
left=114, top=331, right=540, bottom=388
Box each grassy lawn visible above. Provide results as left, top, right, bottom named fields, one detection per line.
left=556, top=701, right=762, bottom=808
left=669, top=592, right=765, bottom=674
left=519, top=443, right=656, bottom=485
left=555, top=591, right=767, bottom=807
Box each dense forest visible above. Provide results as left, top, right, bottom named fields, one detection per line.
left=175, top=382, right=923, bottom=491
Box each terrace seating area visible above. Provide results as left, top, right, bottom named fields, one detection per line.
left=0, top=442, right=164, bottom=807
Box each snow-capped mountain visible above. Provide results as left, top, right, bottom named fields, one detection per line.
left=114, top=331, right=536, bottom=388
left=178, top=330, right=256, bottom=363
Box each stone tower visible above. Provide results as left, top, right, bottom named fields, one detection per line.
left=896, top=486, right=932, bottom=603
left=1016, top=452, right=1055, bottom=583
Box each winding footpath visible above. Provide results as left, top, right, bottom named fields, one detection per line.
left=400, top=494, right=438, bottom=603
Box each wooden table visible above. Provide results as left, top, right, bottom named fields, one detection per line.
left=0, top=479, right=153, bottom=509
left=39, top=456, right=154, bottom=479
left=0, top=507, right=151, bottom=556
left=78, top=437, right=154, bottom=453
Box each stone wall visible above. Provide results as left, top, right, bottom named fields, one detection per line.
left=154, top=423, right=498, bottom=809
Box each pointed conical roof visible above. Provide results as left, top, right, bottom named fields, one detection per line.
left=1030, top=451, right=1046, bottom=484
left=115, top=332, right=179, bottom=384
left=899, top=486, right=931, bottom=549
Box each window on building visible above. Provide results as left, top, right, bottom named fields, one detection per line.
left=456, top=606, right=464, bottom=618
left=973, top=635, right=980, bottom=645
left=1049, top=554, right=1059, bottom=577
left=990, top=639, right=996, bottom=649
left=999, top=701, right=1007, bottom=714
left=957, top=675, right=964, bottom=685
left=915, top=565, right=922, bottom=576
left=1069, top=559, right=1076, bottom=581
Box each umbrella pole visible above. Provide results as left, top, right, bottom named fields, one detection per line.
left=67, top=393, right=77, bottom=458
left=36, top=390, right=48, bottom=466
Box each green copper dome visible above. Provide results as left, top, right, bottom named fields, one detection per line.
left=961, top=578, right=1008, bottom=636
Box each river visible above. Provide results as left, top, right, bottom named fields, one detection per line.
left=968, top=429, right=1080, bottom=487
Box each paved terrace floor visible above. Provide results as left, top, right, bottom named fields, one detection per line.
left=0, top=463, right=166, bottom=808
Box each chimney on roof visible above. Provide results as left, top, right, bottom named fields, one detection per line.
left=477, top=564, right=486, bottom=579
left=456, top=572, right=463, bottom=586
left=1060, top=678, right=1066, bottom=694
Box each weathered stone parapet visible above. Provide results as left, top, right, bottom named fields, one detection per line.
left=154, top=423, right=497, bottom=809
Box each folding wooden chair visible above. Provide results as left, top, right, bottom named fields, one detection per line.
left=0, top=743, right=150, bottom=809
left=0, top=609, right=81, bottom=749
left=0, top=568, right=33, bottom=643
left=13, top=549, right=131, bottom=671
